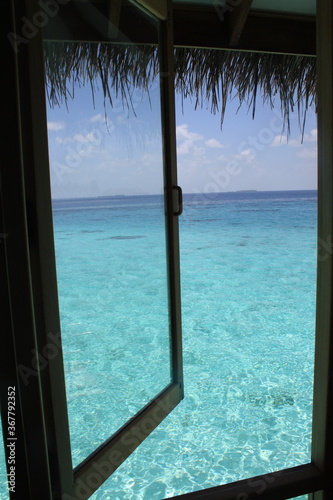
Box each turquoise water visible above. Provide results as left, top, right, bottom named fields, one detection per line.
left=0, top=190, right=316, bottom=499
left=55, top=190, right=316, bottom=498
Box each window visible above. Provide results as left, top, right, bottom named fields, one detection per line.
left=45, top=1, right=183, bottom=476
left=1, top=0, right=333, bottom=499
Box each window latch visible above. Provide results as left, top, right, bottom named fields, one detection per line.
left=172, top=186, right=183, bottom=216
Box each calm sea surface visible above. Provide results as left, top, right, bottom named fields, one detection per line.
left=0, top=190, right=317, bottom=500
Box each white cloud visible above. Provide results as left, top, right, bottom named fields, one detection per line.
left=205, top=138, right=224, bottom=149
left=236, top=148, right=256, bottom=163
left=176, top=123, right=203, bottom=155
left=271, top=135, right=288, bottom=147
left=89, top=114, right=104, bottom=123
left=303, top=128, right=317, bottom=143
left=47, top=121, right=65, bottom=131
left=56, top=132, right=101, bottom=145
left=271, top=129, right=317, bottom=148
left=271, top=135, right=300, bottom=147
left=56, top=136, right=71, bottom=144
left=295, top=129, right=317, bottom=160
left=270, top=128, right=317, bottom=161
left=297, top=148, right=317, bottom=160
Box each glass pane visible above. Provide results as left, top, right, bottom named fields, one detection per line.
left=45, top=3, right=171, bottom=466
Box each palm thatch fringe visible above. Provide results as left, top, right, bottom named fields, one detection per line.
left=44, top=42, right=316, bottom=133
left=174, top=48, right=316, bottom=134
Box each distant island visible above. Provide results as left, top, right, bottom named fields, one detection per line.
left=97, top=195, right=126, bottom=199
left=235, top=190, right=258, bottom=193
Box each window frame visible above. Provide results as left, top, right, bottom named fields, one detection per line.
left=1, top=0, right=333, bottom=499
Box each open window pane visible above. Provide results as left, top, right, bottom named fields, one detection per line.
left=45, top=0, right=180, bottom=471
left=51, top=193, right=171, bottom=465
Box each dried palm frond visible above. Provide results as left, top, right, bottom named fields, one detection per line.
left=44, top=41, right=317, bottom=133
left=174, top=48, right=316, bottom=135
left=44, top=42, right=159, bottom=109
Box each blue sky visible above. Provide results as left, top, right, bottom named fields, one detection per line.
left=46, top=82, right=317, bottom=199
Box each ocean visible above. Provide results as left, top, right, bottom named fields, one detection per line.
left=0, top=190, right=317, bottom=500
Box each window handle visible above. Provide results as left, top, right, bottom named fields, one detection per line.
left=172, top=185, right=183, bottom=216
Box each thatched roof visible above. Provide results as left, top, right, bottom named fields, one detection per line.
left=44, top=41, right=316, bottom=134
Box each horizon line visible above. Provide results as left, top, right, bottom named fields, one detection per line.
left=51, top=188, right=318, bottom=201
